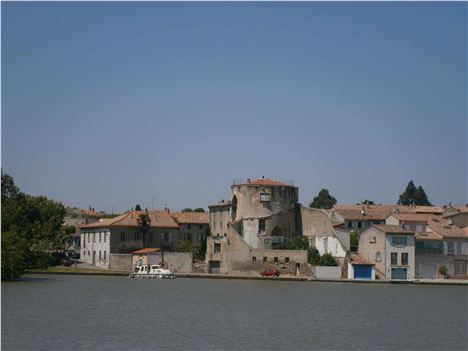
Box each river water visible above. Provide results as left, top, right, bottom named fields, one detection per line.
left=2, top=275, right=467, bottom=350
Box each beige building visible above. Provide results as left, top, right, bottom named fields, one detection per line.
left=358, top=225, right=415, bottom=280
left=333, top=204, right=445, bottom=234
left=80, top=209, right=208, bottom=268
left=386, top=213, right=468, bottom=278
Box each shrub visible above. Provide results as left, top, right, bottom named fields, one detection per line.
left=439, top=265, right=448, bottom=277
left=318, top=253, right=337, bottom=266
left=307, top=247, right=320, bottom=265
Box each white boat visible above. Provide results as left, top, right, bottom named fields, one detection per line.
left=129, top=265, right=176, bottom=279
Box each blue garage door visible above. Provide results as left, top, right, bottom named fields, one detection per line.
left=391, top=268, right=407, bottom=280
left=354, top=265, right=372, bottom=279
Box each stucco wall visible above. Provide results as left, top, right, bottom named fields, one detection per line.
left=109, top=254, right=133, bottom=271
left=300, top=207, right=334, bottom=236
left=80, top=229, right=111, bottom=268
left=358, top=227, right=386, bottom=276
left=312, top=236, right=347, bottom=258
left=311, top=266, right=342, bottom=279
left=148, top=252, right=193, bottom=273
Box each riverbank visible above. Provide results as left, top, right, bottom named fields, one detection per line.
left=25, top=266, right=468, bottom=285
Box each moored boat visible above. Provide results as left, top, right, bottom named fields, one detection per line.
left=129, top=265, right=176, bottom=279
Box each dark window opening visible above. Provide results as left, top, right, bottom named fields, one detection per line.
left=214, top=243, right=221, bottom=253
left=285, top=257, right=290, bottom=263
left=252, top=257, right=256, bottom=262
left=274, top=257, right=278, bottom=262
left=263, top=257, right=267, bottom=263
left=259, top=219, right=266, bottom=233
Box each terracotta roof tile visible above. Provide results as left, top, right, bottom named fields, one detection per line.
left=373, top=225, right=414, bottom=235
left=131, top=248, right=160, bottom=254
left=80, top=210, right=179, bottom=229
left=349, top=254, right=374, bottom=265
left=236, top=178, right=295, bottom=187
left=427, top=217, right=468, bottom=239
left=170, top=212, right=209, bottom=224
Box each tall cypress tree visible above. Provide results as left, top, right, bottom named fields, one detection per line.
left=397, top=181, right=432, bottom=206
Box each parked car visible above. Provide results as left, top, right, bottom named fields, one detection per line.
left=260, top=268, right=280, bottom=277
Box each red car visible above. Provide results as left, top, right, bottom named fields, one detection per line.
left=260, top=268, right=280, bottom=277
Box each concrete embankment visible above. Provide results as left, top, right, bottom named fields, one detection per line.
left=25, top=267, right=468, bottom=285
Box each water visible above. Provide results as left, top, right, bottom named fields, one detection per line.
left=2, top=275, right=467, bottom=350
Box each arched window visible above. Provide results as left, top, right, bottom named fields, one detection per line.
left=231, top=195, right=238, bottom=221
left=271, top=226, right=282, bottom=237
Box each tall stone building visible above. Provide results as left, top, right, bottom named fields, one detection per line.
left=206, top=177, right=349, bottom=274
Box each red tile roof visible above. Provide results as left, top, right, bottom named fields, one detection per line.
left=131, top=248, right=160, bottom=254
left=334, top=204, right=445, bottom=221
left=170, top=212, right=209, bottom=224
left=349, top=254, right=374, bottom=265
left=236, top=178, right=294, bottom=187
left=80, top=210, right=179, bottom=229
left=427, top=217, right=468, bottom=239
left=373, top=225, right=415, bottom=235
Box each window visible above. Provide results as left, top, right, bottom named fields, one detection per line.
left=391, top=252, right=398, bottom=265
left=88, top=234, right=90, bottom=243
left=447, top=241, right=455, bottom=255
left=199, top=225, right=203, bottom=229
left=260, top=193, right=270, bottom=202
left=357, top=222, right=362, bottom=228
left=258, top=219, right=266, bottom=233
left=149, top=232, right=153, bottom=242
left=285, top=257, right=290, bottom=263
left=83, top=250, right=85, bottom=256
left=375, top=251, right=382, bottom=262
left=103, top=233, right=106, bottom=243
left=214, top=243, right=221, bottom=253
left=88, top=250, right=90, bottom=256
left=163, top=233, right=169, bottom=242
left=93, top=233, right=96, bottom=243
left=347, top=221, right=352, bottom=229
left=187, top=224, right=192, bottom=229
left=220, top=221, right=222, bottom=228
left=369, top=236, right=376, bottom=243
left=134, top=232, right=139, bottom=241
left=392, top=236, right=408, bottom=246
left=274, top=257, right=278, bottom=262
left=252, top=256, right=257, bottom=262
left=104, top=251, right=106, bottom=261
left=401, top=253, right=408, bottom=265
left=187, top=233, right=192, bottom=242
left=121, top=232, right=125, bottom=241
left=83, top=238, right=86, bottom=248
left=99, top=251, right=101, bottom=260
left=99, top=233, right=102, bottom=243
left=263, top=257, right=267, bottom=263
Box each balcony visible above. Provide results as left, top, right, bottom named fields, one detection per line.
left=416, top=248, right=443, bottom=255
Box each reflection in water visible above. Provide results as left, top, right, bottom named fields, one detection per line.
left=2, top=275, right=467, bottom=351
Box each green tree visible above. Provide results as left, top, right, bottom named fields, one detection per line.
left=350, top=231, right=359, bottom=252
left=181, top=208, right=193, bottom=212
left=63, top=225, right=76, bottom=235
left=193, top=208, right=205, bottom=213
left=195, top=227, right=210, bottom=261
left=273, top=236, right=309, bottom=250
left=135, top=204, right=142, bottom=211
left=137, top=210, right=151, bottom=248
left=1, top=231, right=28, bottom=280
left=1, top=172, right=67, bottom=277
left=414, top=186, right=432, bottom=206
left=309, top=189, right=337, bottom=209
left=360, top=199, right=375, bottom=205
left=318, top=253, right=337, bottom=266
left=307, top=247, right=321, bottom=265
left=398, top=181, right=432, bottom=206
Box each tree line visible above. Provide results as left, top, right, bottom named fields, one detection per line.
left=309, top=180, right=432, bottom=209
left=2, top=172, right=68, bottom=280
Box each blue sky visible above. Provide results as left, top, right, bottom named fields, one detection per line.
left=2, top=2, right=467, bottom=212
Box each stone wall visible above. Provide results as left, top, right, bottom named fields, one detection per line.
left=148, top=252, right=193, bottom=273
